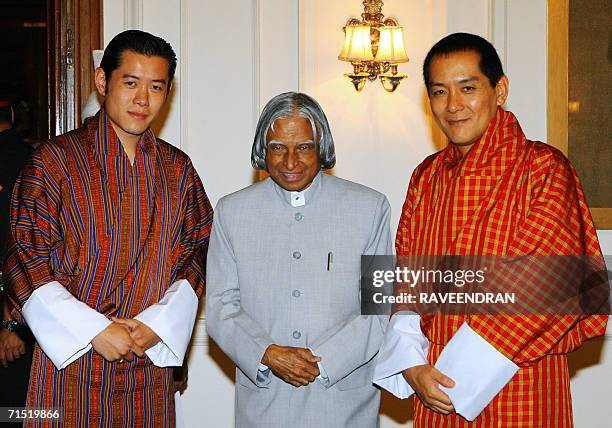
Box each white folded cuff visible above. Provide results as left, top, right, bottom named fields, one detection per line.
left=316, top=361, right=329, bottom=385
left=22, top=281, right=112, bottom=369
left=436, top=322, right=519, bottom=421
left=373, top=312, right=429, bottom=399
left=308, top=347, right=330, bottom=386
left=256, top=363, right=272, bottom=385
left=134, top=279, right=198, bottom=367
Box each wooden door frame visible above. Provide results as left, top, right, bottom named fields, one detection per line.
left=50, top=0, right=102, bottom=136
left=547, top=0, right=612, bottom=229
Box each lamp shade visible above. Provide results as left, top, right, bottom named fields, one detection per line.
left=375, top=26, right=409, bottom=63
left=338, top=25, right=374, bottom=62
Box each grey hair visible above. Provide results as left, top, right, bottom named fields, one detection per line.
left=251, top=92, right=336, bottom=170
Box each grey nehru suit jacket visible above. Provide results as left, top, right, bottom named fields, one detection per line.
left=205, top=172, right=392, bottom=428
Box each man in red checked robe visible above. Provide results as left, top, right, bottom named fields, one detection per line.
left=374, top=33, right=608, bottom=427
left=3, top=30, right=212, bottom=427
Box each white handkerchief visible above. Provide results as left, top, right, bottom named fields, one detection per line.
left=435, top=322, right=518, bottom=421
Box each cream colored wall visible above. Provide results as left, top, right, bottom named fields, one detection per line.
left=103, top=2, right=257, bottom=426
left=296, top=0, right=549, bottom=230
left=299, top=0, right=442, bottom=231
left=102, top=1, right=611, bottom=426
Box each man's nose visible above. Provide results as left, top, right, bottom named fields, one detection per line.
left=134, top=86, right=149, bottom=107
left=446, top=90, right=461, bottom=113
left=284, top=150, right=298, bottom=170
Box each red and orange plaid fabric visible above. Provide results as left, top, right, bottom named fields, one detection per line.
left=395, top=108, right=608, bottom=427
left=3, top=110, right=213, bottom=427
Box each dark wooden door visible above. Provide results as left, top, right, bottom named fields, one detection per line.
left=50, top=0, right=102, bottom=135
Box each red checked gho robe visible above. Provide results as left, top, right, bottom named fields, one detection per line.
left=395, top=107, right=608, bottom=427
left=3, top=111, right=213, bottom=427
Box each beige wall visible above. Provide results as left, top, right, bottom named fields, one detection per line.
left=103, top=1, right=611, bottom=426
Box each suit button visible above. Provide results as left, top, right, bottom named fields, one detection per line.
left=292, top=290, right=301, bottom=298
left=292, top=330, right=301, bottom=339
left=292, top=251, right=301, bottom=259
left=294, top=212, right=303, bottom=221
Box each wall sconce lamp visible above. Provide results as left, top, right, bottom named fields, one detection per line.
left=338, top=0, right=409, bottom=92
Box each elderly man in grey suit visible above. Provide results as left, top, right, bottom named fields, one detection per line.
left=206, top=92, right=391, bottom=427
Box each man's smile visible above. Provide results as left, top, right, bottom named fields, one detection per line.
left=128, top=111, right=149, bottom=120
left=280, top=172, right=305, bottom=181
left=446, top=118, right=470, bottom=126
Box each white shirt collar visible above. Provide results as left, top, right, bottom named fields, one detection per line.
left=290, top=190, right=306, bottom=207
left=272, top=171, right=322, bottom=207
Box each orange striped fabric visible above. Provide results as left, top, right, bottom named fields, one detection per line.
left=3, top=110, right=213, bottom=427
left=395, top=108, right=607, bottom=427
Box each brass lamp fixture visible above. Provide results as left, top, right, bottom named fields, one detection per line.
left=338, top=0, right=409, bottom=92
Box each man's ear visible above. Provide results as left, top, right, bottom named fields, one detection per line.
left=496, top=75, right=509, bottom=106
left=94, top=67, right=107, bottom=97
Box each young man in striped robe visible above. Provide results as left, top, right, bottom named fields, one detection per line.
left=3, top=30, right=212, bottom=426
left=374, top=32, right=608, bottom=427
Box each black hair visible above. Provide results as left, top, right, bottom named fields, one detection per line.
left=100, top=30, right=177, bottom=90
left=423, top=32, right=504, bottom=90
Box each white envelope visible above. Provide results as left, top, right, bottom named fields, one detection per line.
left=435, top=322, right=519, bottom=421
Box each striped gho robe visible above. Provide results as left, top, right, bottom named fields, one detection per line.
left=394, top=108, right=607, bottom=427
left=3, top=110, right=213, bottom=427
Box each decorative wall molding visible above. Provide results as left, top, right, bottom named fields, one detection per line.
left=447, top=0, right=490, bottom=38
left=124, top=0, right=143, bottom=29
left=490, top=0, right=508, bottom=71
left=297, top=0, right=312, bottom=92
left=257, top=0, right=299, bottom=107
left=190, top=318, right=208, bottom=350
left=432, top=0, right=449, bottom=41
left=253, top=0, right=261, bottom=129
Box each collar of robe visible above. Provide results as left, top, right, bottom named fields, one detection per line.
left=441, top=107, right=526, bottom=176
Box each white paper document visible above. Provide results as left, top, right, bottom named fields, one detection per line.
left=435, top=322, right=519, bottom=421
